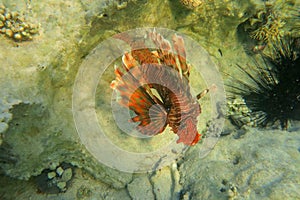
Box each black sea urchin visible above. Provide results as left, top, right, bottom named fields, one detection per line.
left=228, top=36, right=300, bottom=129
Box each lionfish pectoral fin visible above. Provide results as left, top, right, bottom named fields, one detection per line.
left=134, top=104, right=168, bottom=136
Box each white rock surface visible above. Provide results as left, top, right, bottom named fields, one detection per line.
left=180, top=128, right=300, bottom=199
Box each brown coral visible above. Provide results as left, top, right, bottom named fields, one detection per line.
left=0, top=5, right=39, bottom=42
left=249, top=11, right=285, bottom=42
left=180, top=0, right=203, bottom=9
left=244, top=7, right=285, bottom=43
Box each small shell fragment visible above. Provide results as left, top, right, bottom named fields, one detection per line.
left=13, top=33, right=22, bottom=40
left=4, top=12, right=11, bottom=20
left=5, top=29, right=13, bottom=37
left=57, top=181, right=67, bottom=191
left=47, top=172, right=56, bottom=179
left=21, top=31, right=28, bottom=36
left=5, top=20, right=11, bottom=28
left=0, top=14, right=5, bottom=21
left=10, top=11, right=19, bottom=19
left=56, top=167, right=64, bottom=176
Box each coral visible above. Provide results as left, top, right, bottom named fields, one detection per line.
left=237, top=2, right=300, bottom=55
left=179, top=0, right=203, bottom=9
left=227, top=97, right=257, bottom=127
left=0, top=5, right=39, bottom=42
left=245, top=8, right=285, bottom=42
left=276, top=2, right=300, bottom=37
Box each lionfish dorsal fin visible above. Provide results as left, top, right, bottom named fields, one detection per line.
left=148, top=31, right=177, bottom=68
left=114, top=32, right=157, bottom=65
left=148, top=31, right=190, bottom=79
left=110, top=64, right=124, bottom=89
left=149, top=30, right=172, bottom=54
left=122, top=52, right=138, bottom=71
left=172, top=34, right=190, bottom=78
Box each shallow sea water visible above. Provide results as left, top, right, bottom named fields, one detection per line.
left=0, top=0, right=299, bottom=199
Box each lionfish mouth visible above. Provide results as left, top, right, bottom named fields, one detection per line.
left=110, top=30, right=202, bottom=146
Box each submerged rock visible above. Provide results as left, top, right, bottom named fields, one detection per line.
left=127, top=175, right=154, bottom=200
left=179, top=127, right=300, bottom=199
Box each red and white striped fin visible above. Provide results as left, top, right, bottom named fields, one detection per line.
left=133, top=104, right=168, bottom=136
left=111, top=63, right=167, bottom=136
left=172, top=34, right=190, bottom=78
left=149, top=30, right=172, bottom=55
left=148, top=31, right=177, bottom=69
left=176, top=118, right=201, bottom=146
left=148, top=31, right=190, bottom=79
left=122, top=52, right=138, bottom=71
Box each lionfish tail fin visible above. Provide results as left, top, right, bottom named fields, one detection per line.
left=176, top=118, right=201, bottom=145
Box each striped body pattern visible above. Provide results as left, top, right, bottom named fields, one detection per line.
left=110, top=31, right=201, bottom=145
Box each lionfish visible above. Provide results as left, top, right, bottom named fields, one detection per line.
left=110, top=31, right=207, bottom=146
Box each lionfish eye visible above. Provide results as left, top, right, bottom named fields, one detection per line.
left=166, top=107, right=171, bottom=112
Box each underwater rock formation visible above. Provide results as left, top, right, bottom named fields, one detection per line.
left=179, top=128, right=300, bottom=199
